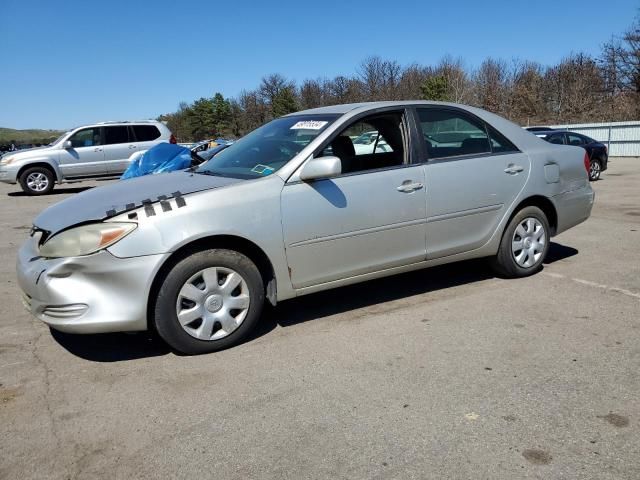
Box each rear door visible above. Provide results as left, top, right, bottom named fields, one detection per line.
left=131, top=124, right=163, bottom=152
left=416, top=106, right=530, bottom=259
left=58, top=127, right=106, bottom=177
left=103, top=125, right=135, bottom=174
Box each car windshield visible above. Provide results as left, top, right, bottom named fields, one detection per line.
left=196, top=114, right=339, bottom=179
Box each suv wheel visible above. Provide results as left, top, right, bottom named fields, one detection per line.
left=153, top=249, right=265, bottom=355
left=491, top=206, right=550, bottom=278
left=19, top=167, right=54, bottom=195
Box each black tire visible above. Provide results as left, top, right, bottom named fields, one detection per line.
left=153, top=249, right=264, bottom=355
left=589, top=159, right=602, bottom=181
left=491, top=206, right=550, bottom=278
left=18, top=166, right=54, bottom=195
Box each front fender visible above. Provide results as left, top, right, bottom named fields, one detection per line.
left=15, top=156, right=62, bottom=184
left=106, top=176, right=296, bottom=301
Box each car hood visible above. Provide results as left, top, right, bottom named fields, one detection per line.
left=4, top=145, right=53, bottom=159
left=33, top=171, right=243, bottom=234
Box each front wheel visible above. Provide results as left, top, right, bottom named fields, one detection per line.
left=491, top=206, right=550, bottom=278
left=153, top=249, right=265, bottom=354
left=589, top=159, right=602, bottom=181
left=19, top=166, right=54, bottom=195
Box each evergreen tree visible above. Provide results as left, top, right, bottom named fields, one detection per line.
left=420, top=76, right=450, bottom=101
left=272, top=87, right=298, bottom=117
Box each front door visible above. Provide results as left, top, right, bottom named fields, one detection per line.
left=415, top=107, right=530, bottom=258
left=58, top=127, right=106, bottom=177
left=281, top=111, right=427, bottom=289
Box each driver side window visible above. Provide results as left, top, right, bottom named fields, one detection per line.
left=69, top=128, right=102, bottom=148
left=320, top=113, right=405, bottom=175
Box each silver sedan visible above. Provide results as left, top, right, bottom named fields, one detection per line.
left=17, top=101, right=594, bottom=354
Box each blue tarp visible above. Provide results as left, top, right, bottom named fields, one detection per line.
left=121, top=143, right=192, bottom=179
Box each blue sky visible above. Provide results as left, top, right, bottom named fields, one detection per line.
left=0, top=0, right=637, bottom=129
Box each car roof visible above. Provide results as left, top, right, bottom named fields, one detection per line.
left=66, top=120, right=164, bottom=130
left=94, top=120, right=162, bottom=126
left=287, top=100, right=490, bottom=116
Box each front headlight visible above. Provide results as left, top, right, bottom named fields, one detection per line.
left=0, top=155, right=15, bottom=165
left=39, top=222, right=137, bottom=258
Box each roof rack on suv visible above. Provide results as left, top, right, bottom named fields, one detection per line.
left=96, top=120, right=157, bottom=125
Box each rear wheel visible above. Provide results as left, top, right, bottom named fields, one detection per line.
left=589, top=159, right=602, bottom=181
left=19, top=166, right=54, bottom=195
left=153, top=249, right=264, bottom=354
left=491, top=206, right=550, bottom=278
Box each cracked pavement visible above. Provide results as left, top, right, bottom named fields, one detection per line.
left=1, top=160, right=639, bottom=479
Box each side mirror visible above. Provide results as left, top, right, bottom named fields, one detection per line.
left=299, top=156, right=342, bottom=182
left=63, top=140, right=73, bottom=149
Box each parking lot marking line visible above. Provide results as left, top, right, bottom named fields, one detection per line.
left=542, top=271, right=640, bottom=301
left=543, top=272, right=565, bottom=279
left=0, top=361, right=26, bottom=369
left=571, top=278, right=640, bottom=300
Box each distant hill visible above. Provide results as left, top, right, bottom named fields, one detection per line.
left=0, top=127, right=64, bottom=145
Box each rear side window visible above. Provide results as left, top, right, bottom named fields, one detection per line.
left=548, top=134, right=565, bottom=145
left=567, top=133, right=585, bottom=146
left=417, top=108, right=491, bottom=159
left=104, top=126, right=130, bottom=145
left=487, top=125, right=519, bottom=154
left=133, top=125, right=161, bottom=141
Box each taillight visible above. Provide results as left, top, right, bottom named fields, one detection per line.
left=583, top=151, right=590, bottom=175
left=169, top=134, right=177, bottom=144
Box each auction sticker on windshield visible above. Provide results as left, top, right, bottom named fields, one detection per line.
left=290, top=120, right=328, bottom=130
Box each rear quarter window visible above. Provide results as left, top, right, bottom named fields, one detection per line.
left=417, top=108, right=491, bottom=159
left=133, top=125, right=161, bottom=141
left=487, top=125, right=519, bottom=154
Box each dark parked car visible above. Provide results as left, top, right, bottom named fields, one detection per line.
left=535, top=130, right=608, bottom=181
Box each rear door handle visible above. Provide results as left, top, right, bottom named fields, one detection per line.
left=128, top=145, right=137, bottom=149
left=94, top=147, right=102, bottom=152
left=504, top=164, right=524, bottom=174
left=397, top=181, right=424, bottom=193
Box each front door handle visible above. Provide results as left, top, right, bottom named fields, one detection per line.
left=128, top=145, right=137, bottom=149
left=397, top=181, right=424, bottom=193
left=504, top=164, right=524, bottom=175
left=94, top=147, right=102, bottom=152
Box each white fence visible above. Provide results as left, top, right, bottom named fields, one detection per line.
left=548, top=120, right=640, bottom=157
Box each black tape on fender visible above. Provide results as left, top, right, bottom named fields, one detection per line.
left=141, top=199, right=156, bottom=217
left=172, top=191, right=186, bottom=208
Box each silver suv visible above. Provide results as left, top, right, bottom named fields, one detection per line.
left=0, top=121, right=174, bottom=195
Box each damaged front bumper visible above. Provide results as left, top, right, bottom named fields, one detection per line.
left=16, top=235, right=169, bottom=334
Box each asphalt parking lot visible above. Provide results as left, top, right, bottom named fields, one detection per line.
left=1, top=160, right=639, bottom=480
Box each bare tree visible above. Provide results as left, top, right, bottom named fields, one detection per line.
left=508, top=60, right=547, bottom=125
left=435, top=56, right=470, bottom=103
left=358, top=56, right=402, bottom=100
left=473, top=57, right=510, bottom=115
left=601, top=16, right=640, bottom=118
left=397, top=64, right=430, bottom=99
left=299, top=78, right=330, bottom=109
left=544, top=53, right=605, bottom=123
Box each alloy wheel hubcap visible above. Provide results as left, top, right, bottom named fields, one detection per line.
left=590, top=162, right=600, bottom=178
left=176, top=266, right=250, bottom=341
left=512, top=217, right=546, bottom=268
left=26, top=173, right=49, bottom=192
